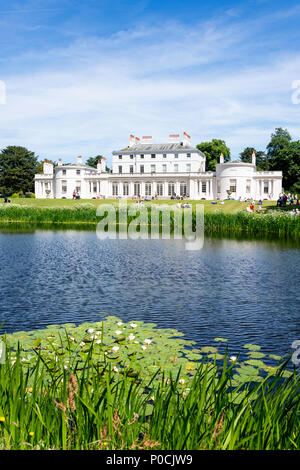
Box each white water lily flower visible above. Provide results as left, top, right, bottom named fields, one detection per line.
left=144, top=339, right=152, bottom=345
left=90, top=334, right=98, bottom=340
left=69, top=337, right=75, bottom=342
left=130, top=323, right=138, bottom=328
left=115, top=330, right=122, bottom=336
left=112, top=346, right=120, bottom=352
left=230, top=356, right=237, bottom=362
left=95, top=339, right=102, bottom=344
left=112, top=366, right=119, bottom=373
left=128, top=334, right=135, bottom=341
left=117, top=322, right=123, bottom=326
left=150, top=396, right=155, bottom=401
left=134, top=341, right=139, bottom=344
left=141, top=345, right=147, bottom=351
left=95, top=331, right=101, bottom=336
left=87, top=328, right=95, bottom=334
left=179, top=378, right=185, bottom=385
left=79, top=342, right=85, bottom=347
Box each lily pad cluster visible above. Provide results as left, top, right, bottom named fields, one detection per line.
left=1, top=317, right=291, bottom=388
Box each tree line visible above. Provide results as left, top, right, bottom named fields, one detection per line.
left=0, top=128, right=299, bottom=196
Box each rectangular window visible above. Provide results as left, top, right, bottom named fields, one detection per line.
left=118, top=165, right=122, bottom=174
left=151, top=164, right=156, bottom=173
left=217, top=180, right=221, bottom=194
left=123, top=182, right=129, bottom=196
left=186, top=164, right=191, bottom=172
left=264, top=181, right=269, bottom=194
left=130, top=165, right=134, bottom=174
left=151, top=154, right=156, bottom=158
left=156, top=183, right=163, bottom=196
left=134, top=183, right=140, bottom=196
left=140, top=154, right=144, bottom=159
left=112, top=182, right=118, bottom=196
left=119, top=155, right=122, bottom=159
left=130, top=155, right=134, bottom=159
left=140, top=165, right=144, bottom=174
left=76, top=181, right=81, bottom=193
left=76, top=169, right=81, bottom=175
left=163, top=154, right=167, bottom=158
left=180, top=182, right=187, bottom=197
left=174, top=153, right=178, bottom=158
left=246, top=179, right=251, bottom=193
left=62, top=169, right=66, bottom=175
left=202, top=182, right=207, bottom=193
left=230, top=179, right=237, bottom=193
left=93, top=183, right=97, bottom=193
left=62, top=180, right=67, bottom=193
left=168, top=182, right=175, bottom=196
left=145, top=182, right=152, bottom=196
left=187, top=153, right=191, bottom=158
left=162, top=164, right=167, bottom=173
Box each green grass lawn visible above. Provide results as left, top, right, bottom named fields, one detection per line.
left=5, top=197, right=278, bottom=213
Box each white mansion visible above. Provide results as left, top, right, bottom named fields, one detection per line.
left=34, top=133, right=283, bottom=200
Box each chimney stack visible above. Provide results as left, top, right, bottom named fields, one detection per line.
left=220, top=153, right=224, bottom=164
left=168, top=134, right=180, bottom=143
left=142, top=136, right=152, bottom=144
left=58, top=158, right=63, bottom=166
left=77, top=155, right=83, bottom=165
left=43, top=161, right=53, bottom=175
left=97, top=160, right=102, bottom=173
left=252, top=151, right=256, bottom=166
left=135, top=137, right=140, bottom=144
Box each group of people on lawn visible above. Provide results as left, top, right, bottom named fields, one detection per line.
left=277, top=193, right=299, bottom=207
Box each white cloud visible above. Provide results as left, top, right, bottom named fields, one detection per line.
left=0, top=12, right=300, bottom=163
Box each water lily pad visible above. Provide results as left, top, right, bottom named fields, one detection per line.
left=200, top=346, right=218, bottom=353
left=243, top=344, right=261, bottom=351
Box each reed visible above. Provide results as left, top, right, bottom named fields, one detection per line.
left=0, top=203, right=300, bottom=237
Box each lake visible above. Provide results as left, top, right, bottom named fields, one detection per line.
left=0, top=228, right=299, bottom=360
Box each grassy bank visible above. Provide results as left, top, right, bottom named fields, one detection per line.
left=0, top=317, right=299, bottom=450
left=0, top=200, right=300, bottom=238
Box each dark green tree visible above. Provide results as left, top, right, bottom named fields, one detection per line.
left=86, top=155, right=103, bottom=168
left=266, top=128, right=292, bottom=168
left=86, top=155, right=110, bottom=172
left=239, top=147, right=269, bottom=171
left=196, top=139, right=230, bottom=171
left=0, top=146, right=39, bottom=195
left=273, top=141, right=300, bottom=190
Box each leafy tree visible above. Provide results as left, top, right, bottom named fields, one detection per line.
left=266, top=128, right=292, bottom=167
left=86, top=155, right=110, bottom=172
left=0, top=146, right=39, bottom=195
left=273, top=141, right=300, bottom=190
left=196, top=139, right=230, bottom=171
left=239, top=147, right=269, bottom=171
left=86, top=155, right=104, bottom=168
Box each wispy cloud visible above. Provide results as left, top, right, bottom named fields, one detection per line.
left=0, top=4, right=300, bottom=163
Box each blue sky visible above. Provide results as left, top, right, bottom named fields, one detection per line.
left=0, top=0, right=300, bottom=164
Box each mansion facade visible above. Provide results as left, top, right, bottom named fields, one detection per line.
left=34, top=133, right=283, bottom=200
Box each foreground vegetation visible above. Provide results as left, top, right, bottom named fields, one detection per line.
left=0, top=317, right=299, bottom=450
left=0, top=200, right=300, bottom=238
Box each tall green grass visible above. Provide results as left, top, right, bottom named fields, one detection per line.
left=0, top=344, right=299, bottom=450
left=0, top=203, right=300, bottom=237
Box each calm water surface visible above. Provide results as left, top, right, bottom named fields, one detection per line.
left=0, top=229, right=300, bottom=359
